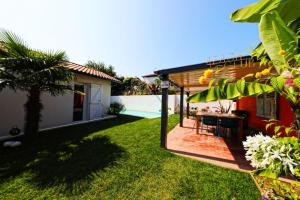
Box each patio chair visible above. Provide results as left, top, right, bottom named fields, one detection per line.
left=220, top=118, right=239, bottom=139
left=201, top=116, right=218, bottom=135
left=231, top=110, right=249, bottom=129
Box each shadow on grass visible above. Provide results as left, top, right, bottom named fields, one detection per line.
left=0, top=115, right=141, bottom=194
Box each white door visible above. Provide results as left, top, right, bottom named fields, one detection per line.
left=89, top=84, right=102, bottom=119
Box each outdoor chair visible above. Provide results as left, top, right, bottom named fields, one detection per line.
left=220, top=118, right=239, bottom=139
left=231, top=110, right=249, bottom=129
left=201, top=116, right=218, bottom=135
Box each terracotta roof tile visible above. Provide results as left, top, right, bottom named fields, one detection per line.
left=65, top=62, right=120, bottom=83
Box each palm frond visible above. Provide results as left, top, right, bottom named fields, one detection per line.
left=0, top=29, right=31, bottom=57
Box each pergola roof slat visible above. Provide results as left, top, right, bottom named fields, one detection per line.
left=154, top=56, right=265, bottom=93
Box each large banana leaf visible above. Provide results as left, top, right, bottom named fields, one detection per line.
left=288, top=17, right=300, bottom=33
left=259, top=11, right=298, bottom=71
left=231, top=0, right=300, bottom=24
left=251, top=16, right=300, bottom=61
left=187, top=81, right=274, bottom=103
left=251, top=43, right=267, bottom=59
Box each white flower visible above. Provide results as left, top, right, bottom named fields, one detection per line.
left=243, top=133, right=299, bottom=177
left=281, top=71, right=293, bottom=79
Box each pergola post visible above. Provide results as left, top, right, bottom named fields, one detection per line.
left=160, top=74, right=169, bottom=148
left=180, top=87, right=184, bottom=127
left=186, top=92, right=190, bottom=119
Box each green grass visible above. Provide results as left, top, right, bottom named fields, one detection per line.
left=0, top=115, right=260, bottom=199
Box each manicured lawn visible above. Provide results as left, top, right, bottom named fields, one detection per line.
left=0, top=115, right=260, bottom=199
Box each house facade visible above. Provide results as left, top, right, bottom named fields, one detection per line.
left=236, top=95, right=294, bottom=135
left=0, top=62, right=119, bottom=139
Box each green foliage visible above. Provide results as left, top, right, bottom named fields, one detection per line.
left=245, top=135, right=300, bottom=180
left=0, top=30, right=72, bottom=95
left=272, top=179, right=300, bottom=199
left=255, top=175, right=300, bottom=199
left=265, top=119, right=295, bottom=137
left=231, top=0, right=300, bottom=24
left=111, top=76, right=177, bottom=96
left=108, top=102, right=124, bottom=115
left=147, top=78, right=161, bottom=95
left=187, top=78, right=274, bottom=103
left=230, top=0, right=279, bottom=23
left=85, top=60, right=117, bottom=77
left=123, top=77, right=149, bottom=95
left=190, top=0, right=300, bottom=139
left=233, top=0, right=300, bottom=68
left=259, top=11, right=298, bottom=71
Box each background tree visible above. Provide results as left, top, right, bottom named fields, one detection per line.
left=85, top=60, right=117, bottom=77
left=147, top=78, right=161, bottom=95
left=122, top=77, right=149, bottom=95
left=85, top=60, right=177, bottom=96
left=0, top=30, right=72, bottom=138
left=85, top=60, right=123, bottom=96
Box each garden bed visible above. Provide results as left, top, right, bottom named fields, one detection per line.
left=251, top=173, right=300, bottom=199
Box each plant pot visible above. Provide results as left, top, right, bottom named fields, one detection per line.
left=250, top=173, right=300, bottom=199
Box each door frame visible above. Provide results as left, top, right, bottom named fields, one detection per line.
left=73, top=82, right=90, bottom=121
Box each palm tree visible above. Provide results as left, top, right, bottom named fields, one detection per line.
left=147, top=78, right=161, bottom=95
left=0, top=30, right=72, bottom=138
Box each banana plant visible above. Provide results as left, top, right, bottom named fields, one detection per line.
left=232, top=0, right=300, bottom=70
left=188, top=78, right=274, bottom=103
left=188, top=0, right=300, bottom=139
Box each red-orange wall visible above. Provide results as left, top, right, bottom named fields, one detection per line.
left=236, top=96, right=294, bottom=135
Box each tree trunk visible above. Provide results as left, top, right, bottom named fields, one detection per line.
left=24, top=88, right=42, bottom=137
left=293, top=107, right=300, bottom=139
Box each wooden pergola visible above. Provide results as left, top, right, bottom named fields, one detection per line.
left=154, top=56, right=266, bottom=148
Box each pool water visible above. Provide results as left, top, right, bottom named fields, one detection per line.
left=120, top=110, right=161, bottom=118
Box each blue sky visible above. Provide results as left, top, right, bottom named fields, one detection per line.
left=0, top=0, right=259, bottom=77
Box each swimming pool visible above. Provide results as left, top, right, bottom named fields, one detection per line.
left=120, top=110, right=161, bottom=118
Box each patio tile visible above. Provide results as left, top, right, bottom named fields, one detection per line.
left=167, top=118, right=254, bottom=172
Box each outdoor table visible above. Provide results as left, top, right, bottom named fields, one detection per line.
left=195, top=111, right=244, bottom=141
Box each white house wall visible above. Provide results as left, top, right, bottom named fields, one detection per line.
left=0, top=88, right=74, bottom=138
left=40, top=91, right=74, bottom=129
left=111, top=95, right=235, bottom=114
left=111, top=95, right=177, bottom=114
left=0, top=88, right=27, bottom=138
left=74, top=73, right=111, bottom=113
left=0, top=73, right=112, bottom=139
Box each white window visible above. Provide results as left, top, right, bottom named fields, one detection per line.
left=256, top=93, right=277, bottom=119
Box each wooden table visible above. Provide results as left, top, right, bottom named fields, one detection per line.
left=195, top=111, right=244, bottom=141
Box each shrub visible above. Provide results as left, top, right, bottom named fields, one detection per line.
left=108, top=102, right=124, bottom=115
left=243, top=134, right=300, bottom=180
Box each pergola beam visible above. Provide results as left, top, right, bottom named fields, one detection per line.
left=160, top=74, right=169, bottom=148
left=186, top=92, right=190, bottom=119
left=180, top=87, right=184, bottom=127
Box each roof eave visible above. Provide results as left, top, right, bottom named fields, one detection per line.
left=154, top=55, right=254, bottom=75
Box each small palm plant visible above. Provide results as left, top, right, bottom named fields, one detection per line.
left=0, top=30, right=72, bottom=138
left=213, top=101, right=232, bottom=114
left=148, top=78, right=161, bottom=95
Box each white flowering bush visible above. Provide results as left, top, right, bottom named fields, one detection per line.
left=243, top=134, right=300, bottom=179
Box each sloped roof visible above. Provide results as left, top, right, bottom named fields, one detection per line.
left=66, top=62, right=121, bottom=83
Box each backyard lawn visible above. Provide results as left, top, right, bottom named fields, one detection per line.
left=0, top=115, right=261, bottom=200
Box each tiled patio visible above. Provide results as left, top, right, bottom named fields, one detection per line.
left=167, top=118, right=253, bottom=172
